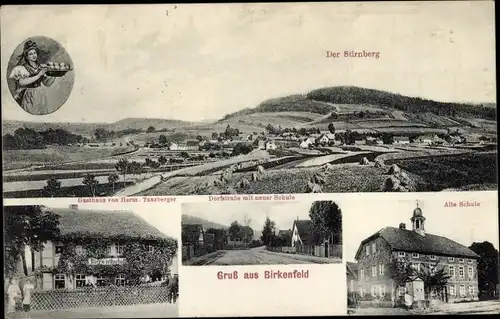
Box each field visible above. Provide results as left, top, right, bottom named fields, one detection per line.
left=3, top=146, right=135, bottom=169
left=392, top=152, right=498, bottom=191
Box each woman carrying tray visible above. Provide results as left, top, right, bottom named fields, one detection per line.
left=8, top=40, right=62, bottom=115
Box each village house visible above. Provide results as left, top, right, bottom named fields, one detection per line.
left=24, top=205, right=177, bottom=290
left=416, top=135, right=434, bottom=145
left=351, top=205, right=479, bottom=306
left=347, top=261, right=359, bottom=306
left=182, top=224, right=205, bottom=245
left=317, top=134, right=331, bottom=145
left=393, top=136, right=410, bottom=145
left=365, top=136, right=383, bottom=145
left=300, top=139, right=313, bottom=149
left=258, top=139, right=277, bottom=150
left=291, top=219, right=313, bottom=247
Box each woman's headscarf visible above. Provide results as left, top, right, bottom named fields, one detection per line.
left=17, top=40, right=39, bottom=66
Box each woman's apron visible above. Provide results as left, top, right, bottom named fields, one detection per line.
left=15, top=63, right=48, bottom=115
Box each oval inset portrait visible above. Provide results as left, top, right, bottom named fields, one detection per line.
left=6, top=36, right=75, bottom=116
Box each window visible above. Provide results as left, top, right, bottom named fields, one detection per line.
left=449, top=257, right=455, bottom=262
left=449, top=266, right=455, bottom=277
left=96, top=276, right=107, bottom=287
left=371, top=285, right=377, bottom=297
left=378, top=264, right=384, bottom=276
left=54, top=274, right=66, bottom=289
left=75, top=246, right=86, bottom=256
left=115, top=244, right=124, bottom=256
left=106, top=245, right=112, bottom=256
left=412, top=253, right=419, bottom=259
left=467, top=266, right=473, bottom=278
left=458, top=258, right=464, bottom=263
left=459, top=266, right=465, bottom=279
left=359, top=287, right=365, bottom=298
left=366, top=245, right=370, bottom=256
left=379, top=285, right=386, bottom=297
left=55, top=244, right=64, bottom=255
left=429, top=255, right=436, bottom=260
left=360, top=269, right=365, bottom=279
left=398, top=251, right=405, bottom=258
left=75, top=274, right=86, bottom=288
left=468, top=259, right=473, bottom=264
left=372, top=266, right=377, bottom=277
left=371, top=242, right=377, bottom=254
left=399, top=286, right=406, bottom=296
left=115, top=274, right=126, bottom=286
left=469, top=286, right=475, bottom=295
left=449, top=285, right=456, bottom=296
left=148, top=245, right=155, bottom=253
left=459, top=285, right=466, bottom=296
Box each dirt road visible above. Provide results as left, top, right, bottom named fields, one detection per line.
left=203, top=246, right=339, bottom=265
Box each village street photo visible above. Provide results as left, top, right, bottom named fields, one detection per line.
left=344, top=198, right=500, bottom=315
left=181, top=200, right=342, bottom=266
left=4, top=204, right=180, bottom=318
left=2, top=3, right=497, bottom=198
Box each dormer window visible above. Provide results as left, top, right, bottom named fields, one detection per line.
left=449, top=257, right=455, bottom=262
left=429, top=255, right=436, bottom=260
left=398, top=251, right=405, bottom=258
left=412, top=253, right=419, bottom=259
left=467, top=259, right=473, bottom=264
left=458, top=258, right=464, bottom=263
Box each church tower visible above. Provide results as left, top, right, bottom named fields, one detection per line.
left=411, top=202, right=426, bottom=236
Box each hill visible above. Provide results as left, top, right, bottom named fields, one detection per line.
left=107, top=118, right=196, bottom=131
left=181, top=214, right=228, bottom=230
left=221, top=86, right=497, bottom=121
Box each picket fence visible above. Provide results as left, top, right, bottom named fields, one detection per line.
left=269, top=244, right=342, bottom=259
left=18, top=285, right=173, bottom=311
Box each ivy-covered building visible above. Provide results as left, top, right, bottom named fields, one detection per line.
left=351, top=204, right=479, bottom=306
left=25, top=205, right=178, bottom=290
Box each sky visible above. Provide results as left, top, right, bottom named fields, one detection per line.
left=343, top=196, right=499, bottom=262
left=182, top=201, right=320, bottom=234
left=0, top=2, right=496, bottom=124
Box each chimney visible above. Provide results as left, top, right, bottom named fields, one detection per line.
left=399, top=223, right=406, bottom=230
left=69, top=204, right=78, bottom=210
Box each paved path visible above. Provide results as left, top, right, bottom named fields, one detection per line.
left=25, top=302, right=178, bottom=319
left=205, top=246, right=339, bottom=265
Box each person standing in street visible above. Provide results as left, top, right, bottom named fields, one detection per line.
left=22, top=278, right=35, bottom=319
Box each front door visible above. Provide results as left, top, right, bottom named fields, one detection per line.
left=324, top=242, right=329, bottom=258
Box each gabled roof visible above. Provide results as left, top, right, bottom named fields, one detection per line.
left=292, top=220, right=314, bottom=245
left=45, top=207, right=171, bottom=241
left=346, top=262, right=358, bottom=279
left=355, top=227, right=479, bottom=260
left=278, top=229, right=292, bottom=237
left=182, top=224, right=204, bottom=243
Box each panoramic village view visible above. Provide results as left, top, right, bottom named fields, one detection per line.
left=181, top=200, right=342, bottom=266
left=345, top=200, right=500, bottom=315
left=3, top=86, right=498, bottom=198
left=4, top=205, right=180, bottom=318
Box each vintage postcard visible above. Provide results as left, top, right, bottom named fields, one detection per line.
left=1, top=1, right=498, bottom=318
left=1, top=2, right=497, bottom=199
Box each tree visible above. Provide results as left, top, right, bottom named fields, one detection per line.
left=469, top=241, right=499, bottom=299
left=115, top=158, right=130, bottom=187
left=308, top=201, right=342, bottom=246
left=83, top=174, right=99, bottom=197
left=180, top=151, right=190, bottom=159
left=212, top=132, right=218, bottom=140
left=158, top=156, right=168, bottom=166
left=196, top=135, right=203, bottom=141
left=4, top=206, right=61, bottom=279
left=232, top=143, right=253, bottom=156
left=228, top=221, right=242, bottom=241
left=159, top=135, right=168, bottom=145
left=388, top=258, right=417, bottom=307
left=260, top=217, right=277, bottom=247
left=108, top=174, right=119, bottom=192
left=328, top=123, right=336, bottom=134
left=242, top=214, right=253, bottom=248
left=416, top=262, right=452, bottom=300
left=382, top=133, right=394, bottom=145
left=147, top=126, right=156, bottom=133
left=43, top=177, right=61, bottom=197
